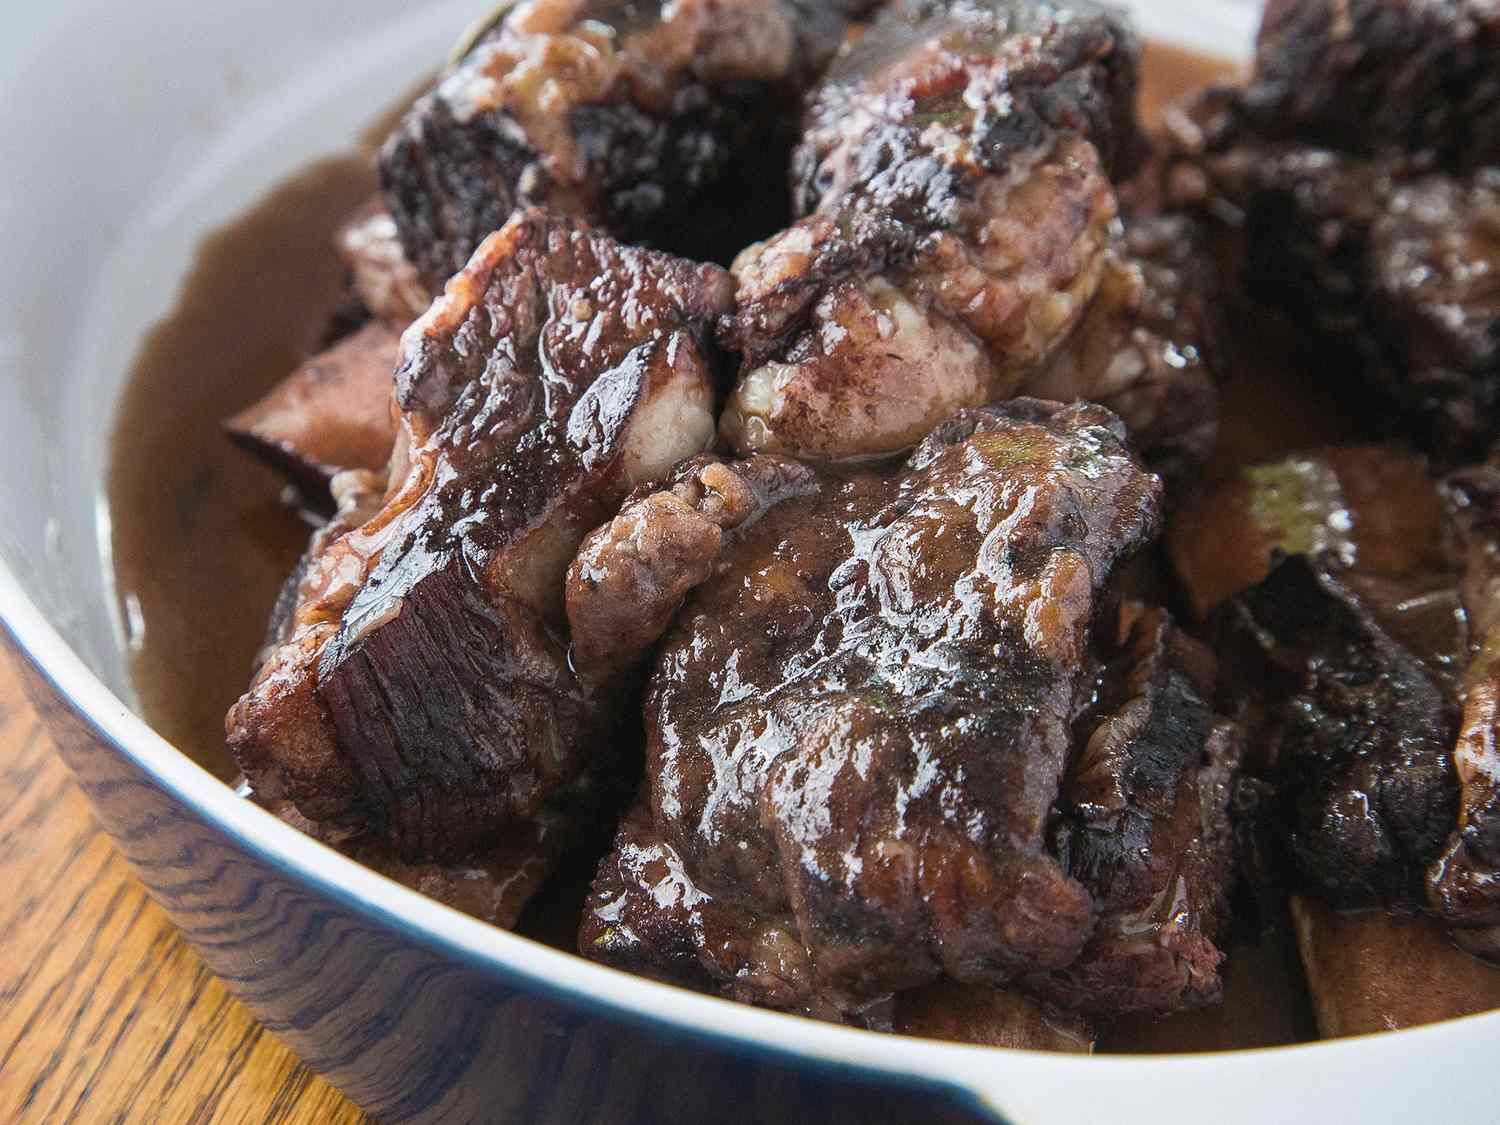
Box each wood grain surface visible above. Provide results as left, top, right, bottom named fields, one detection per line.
left=0, top=647, right=364, bottom=1124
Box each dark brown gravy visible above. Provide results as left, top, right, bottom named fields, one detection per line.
left=109, top=154, right=379, bottom=779
left=104, top=41, right=1465, bottom=1053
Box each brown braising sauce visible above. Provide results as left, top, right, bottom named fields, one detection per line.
left=105, top=42, right=1455, bottom=1052
left=1136, top=40, right=1245, bottom=127
left=110, top=155, right=378, bottom=779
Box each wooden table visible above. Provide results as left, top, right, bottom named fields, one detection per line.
left=0, top=647, right=364, bottom=1124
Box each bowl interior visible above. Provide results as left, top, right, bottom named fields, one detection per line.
left=15, top=2, right=1500, bottom=1120
left=0, top=0, right=1256, bottom=711
left=0, top=0, right=477, bottom=700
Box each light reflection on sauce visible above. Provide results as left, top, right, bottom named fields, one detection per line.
left=104, top=39, right=1392, bottom=1052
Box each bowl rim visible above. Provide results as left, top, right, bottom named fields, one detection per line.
left=8, top=0, right=1500, bottom=1113
left=8, top=546, right=1500, bottom=1118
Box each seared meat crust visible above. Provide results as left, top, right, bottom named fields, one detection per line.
left=1241, top=0, right=1500, bottom=174
left=1025, top=602, right=1240, bottom=1018
left=228, top=211, right=731, bottom=860
left=1171, top=133, right=1500, bottom=461
left=1214, top=556, right=1460, bottom=909
left=379, top=0, right=865, bottom=288
left=583, top=400, right=1197, bottom=1016
left=1165, top=0, right=1500, bottom=463
left=718, top=0, right=1145, bottom=461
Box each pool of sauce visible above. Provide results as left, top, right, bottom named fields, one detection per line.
left=109, top=155, right=377, bottom=779
left=104, top=40, right=1478, bottom=1053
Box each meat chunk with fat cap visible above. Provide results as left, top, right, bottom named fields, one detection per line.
left=227, top=210, right=731, bottom=860
left=717, top=0, right=1156, bottom=463
left=581, top=400, right=1195, bottom=1016
left=379, top=0, right=870, bottom=287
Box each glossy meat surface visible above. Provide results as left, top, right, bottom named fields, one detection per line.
left=718, top=0, right=1142, bottom=461
left=379, top=0, right=862, bottom=287
left=1025, top=603, right=1240, bottom=1017
left=583, top=400, right=1189, bottom=1015
left=227, top=211, right=731, bottom=859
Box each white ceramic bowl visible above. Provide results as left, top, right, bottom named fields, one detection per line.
left=3, top=2, right=1497, bottom=1121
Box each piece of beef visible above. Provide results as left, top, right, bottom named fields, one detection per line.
left=1168, top=445, right=1463, bottom=654
left=1168, top=444, right=1500, bottom=975
left=227, top=467, right=390, bottom=826
left=227, top=210, right=731, bottom=860
left=1213, top=555, right=1460, bottom=909
left=224, top=321, right=401, bottom=488
left=1163, top=0, right=1500, bottom=465
left=717, top=0, right=1146, bottom=462
left=335, top=199, right=434, bottom=328
left=379, top=0, right=866, bottom=289
left=1027, top=213, right=1221, bottom=485
left=254, top=468, right=390, bottom=663
left=1429, top=457, right=1500, bottom=957
left=1169, top=133, right=1500, bottom=462
left=582, top=400, right=1173, bottom=1016
left=1239, top=0, right=1500, bottom=174
left=1024, top=602, right=1240, bottom=1018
